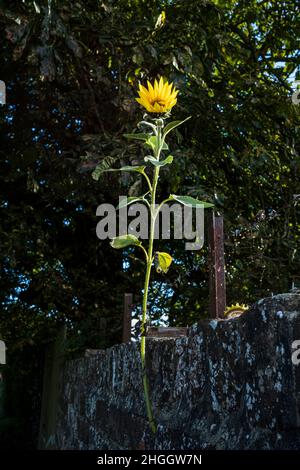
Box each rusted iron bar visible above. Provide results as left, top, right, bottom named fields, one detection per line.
left=122, top=293, right=133, bottom=343
left=208, top=211, right=226, bottom=318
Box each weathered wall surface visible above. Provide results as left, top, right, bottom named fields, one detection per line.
left=56, top=294, right=300, bottom=450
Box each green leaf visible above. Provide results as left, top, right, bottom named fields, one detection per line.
left=155, top=252, right=172, bottom=273
left=92, top=165, right=146, bottom=180
left=123, top=133, right=148, bottom=141
left=91, top=157, right=117, bottom=180
left=144, top=155, right=173, bottom=167
left=117, top=196, right=144, bottom=210
left=144, top=135, right=158, bottom=150
left=144, top=136, right=169, bottom=151
left=117, top=166, right=146, bottom=174
left=110, top=234, right=142, bottom=249
left=92, top=166, right=105, bottom=181
left=163, top=116, right=191, bottom=138
left=170, top=194, right=214, bottom=208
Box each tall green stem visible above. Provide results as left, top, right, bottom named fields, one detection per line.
left=140, top=123, right=162, bottom=434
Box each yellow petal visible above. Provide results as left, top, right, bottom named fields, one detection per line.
left=147, top=80, right=155, bottom=98
left=138, top=83, right=145, bottom=91
left=152, top=102, right=160, bottom=112
left=160, top=82, right=169, bottom=100
left=158, top=76, right=164, bottom=94
left=167, top=98, right=177, bottom=109
left=135, top=77, right=178, bottom=113
left=137, top=98, right=153, bottom=113
left=166, top=82, right=172, bottom=96
left=138, top=89, right=151, bottom=101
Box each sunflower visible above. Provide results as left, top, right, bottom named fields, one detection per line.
left=136, top=77, right=178, bottom=113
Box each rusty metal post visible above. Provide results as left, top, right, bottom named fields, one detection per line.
left=208, top=211, right=226, bottom=318
left=122, top=293, right=133, bottom=343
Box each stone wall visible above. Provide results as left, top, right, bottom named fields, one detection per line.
left=55, top=293, right=300, bottom=450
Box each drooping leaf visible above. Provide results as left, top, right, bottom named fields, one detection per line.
left=92, top=165, right=146, bottom=181
left=155, top=252, right=172, bottom=273
left=110, top=234, right=142, bottom=249
left=144, top=155, right=173, bottom=167
left=170, top=194, right=214, bottom=208
left=88, top=156, right=117, bottom=179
